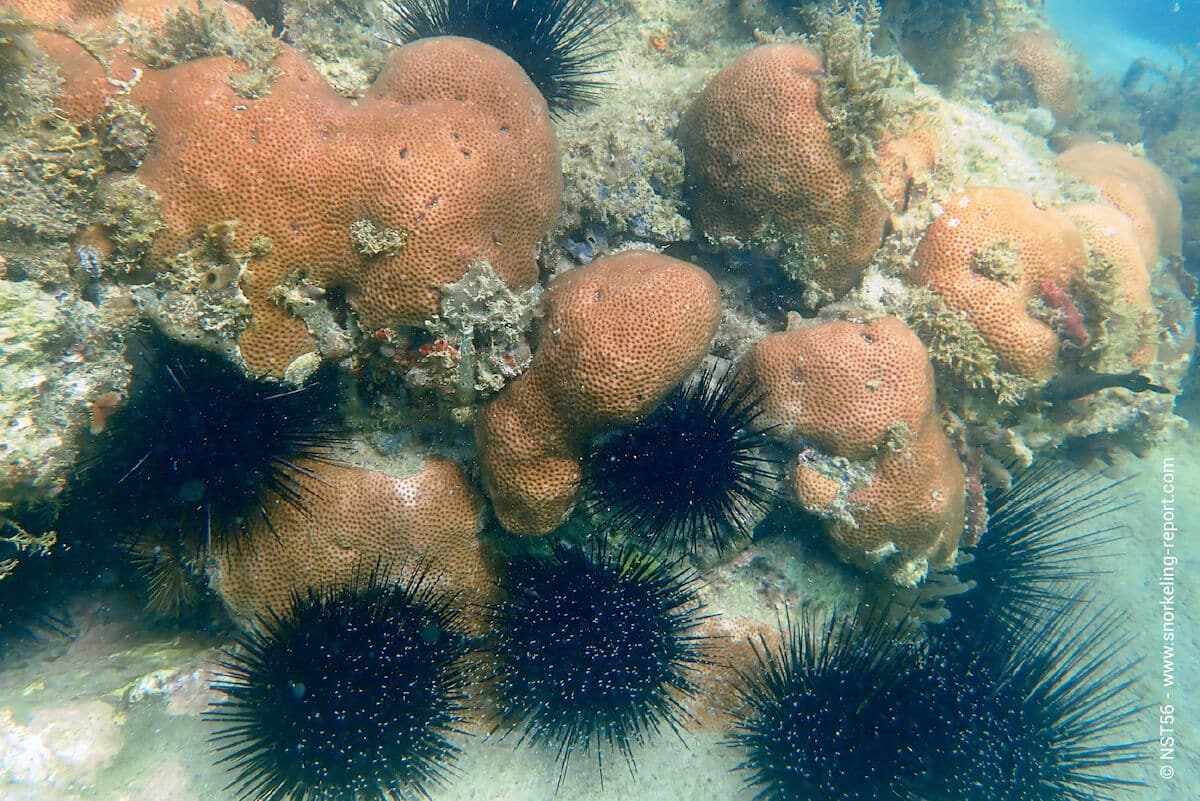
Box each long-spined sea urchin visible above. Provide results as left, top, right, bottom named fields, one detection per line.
left=583, top=365, right=781, bottom=554
left=383, top=0, right=615, bottom=112
left=75, top=331, right=345, bottom=556
left=206, top=567, right=473, bottom=801
left=489, top=540, right=711, bottom=784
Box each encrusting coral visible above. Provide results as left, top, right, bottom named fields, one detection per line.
left=998, top=29, right=1078, bottom=131
left=207, top=456, right=494, bottom=631
left=739, top=316, right=965, bottom=586
left=907, top=186, right=1088, bottom=382
left=10, top=0, right=562, bottom=378
left=476, top=250, right=722, bottom=535
left=679, top=40, right=933, bottom=305
left=1057, top=141, right=1183, bottom=267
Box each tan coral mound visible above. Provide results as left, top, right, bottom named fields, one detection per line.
left=678, top=43, right=900, bottom=298
left=22, top=4, right=561, bottom=377
left=908, top=187, right=1087, bottom=380
left=739, top=317, right=965, bottom=586
left=1066, top=202, right=1156, bottom=368
left=209, top=457, right=493, bottom=630
left=1001, top=30, right=1079, bottom=129
left=476, top=251, right=722, bottom=534
left=7, top=0, right=191, bottom=26
left=1057, top=142, right=1182, bottom=265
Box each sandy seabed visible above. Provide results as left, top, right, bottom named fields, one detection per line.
left=1, top=429, right=1196, bottom=801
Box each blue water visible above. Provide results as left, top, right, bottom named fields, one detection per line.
left=1048, top=0, right=1198, bottom=74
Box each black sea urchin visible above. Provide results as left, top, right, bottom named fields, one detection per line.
left=207, top=569, right=473, bottom=801
left=490, top=541, right=710, bottom=782
left=950, top=460, right=1132, bottom=638
left=0, top=511, right=73, bottom=656
left=917, top=601, right=1146, bottom=801
left=76, top=331, right=344, bottom=555
left=383, top=0, right=614, bottom=112
left=727, top=605, right=933, bottom=801
left=583, top=365, right=781, bottom=554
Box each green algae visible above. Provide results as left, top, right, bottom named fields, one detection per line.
left=96, top=175, right=164, bottom=273
left=284, top=0, right=388, bottom=97
left=970, top=241, right=1022, bottom=285
left=349, top=218, right=407, bottom=258
left=903, top=285, right=1037, bottom=407
left=807, top=0, right=919, bottom=168
left=558, top=97, right=693, bottom=246
left=96, top=99, right=155, bottom=172
left=134, top=222, right=253, bottom=360
left=125, top=1, right=281, bottom=98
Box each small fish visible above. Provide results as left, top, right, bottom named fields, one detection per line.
left=1041, top=369, right=1172, bottom=403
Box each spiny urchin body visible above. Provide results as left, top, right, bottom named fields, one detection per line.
left=949, top=460, right=1131, bottom=638
left=489, top=541, right=710, bottom=782
left=120, top=527, right=209, bottom=619
left=206, top=569, right=473, bottom=801
left=920, top=602, right=1146, bottom=801
left=75, top=330, right=344, bottom=555
left=728, top=599, right=1146, bottom=801
left=583, top=365, right=781, bottom=554
left=727, top=605, right=933, bottom=801
left=383, top=0, right=614, bottom=112
left=0, top=521, right=72, bottom=656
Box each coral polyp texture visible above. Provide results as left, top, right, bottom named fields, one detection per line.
left=740, top=316, right=965, bottom=586
left=909, top=186, right=1088, bottom=382
left=999, top=29, right=1079, bottom=131
left=207, top=457, right=493, bottom=631
left=679, top=41, right=932, bottom=304
left=476, top=250, right=722, bottom=534
left=16, top=0, right=562, bottom=377
left=1057, top=141, right=1183, bottom=266
left=0, top=0, right=1194, bottom=795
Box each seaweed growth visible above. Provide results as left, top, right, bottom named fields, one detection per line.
left=0, top=504, right=72, bottom=655
left=806, top=0, right=917, bottom=168
left=903, top=285, right=1038, bottom=407
left=126, top=1, right=282, bottom=98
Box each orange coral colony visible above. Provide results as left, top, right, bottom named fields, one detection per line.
left=1001, top=29, right=1079, bottom=130
left=476, top=250, right=722, bottom=534
left=14, top=0, right=561, bottom=377
left=678, top=43, right=893, bottom=298
left=209, top=457, right=493, bottom=630
left=908, top=187, right=1088, bottom=381
left=739, top=317, right=966, bottom=586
